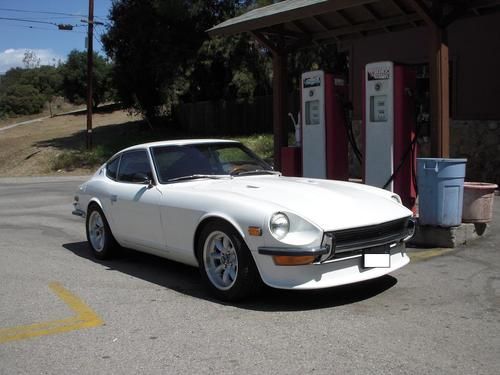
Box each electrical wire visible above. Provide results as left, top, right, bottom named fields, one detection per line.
left=0, top=16, right=58, bottom=26
left=0, top=16, right=85, bottom=31
left=0, top=7, right=105, bottom=18
left=0, top=23, right=87, bottom=34
left=0, top=15, right=80, bottom=20
left=0, top=24, right=59, bottom=32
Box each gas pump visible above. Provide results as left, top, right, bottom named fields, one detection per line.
left=300, top=70, right=349, bottom=180
left=363, top=61, right=417, bottom=210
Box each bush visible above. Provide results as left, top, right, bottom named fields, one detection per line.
left=0, top=84, right=45, bottom=115
left=50, top=146, right=109, bottom=171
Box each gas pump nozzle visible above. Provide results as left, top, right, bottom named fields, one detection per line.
left=288, top=112, right=301, bottom=147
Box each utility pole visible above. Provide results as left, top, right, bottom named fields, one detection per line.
left=86, top=0, right=94, bottom=150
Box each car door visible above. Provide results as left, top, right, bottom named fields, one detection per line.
left=107, top=149, right=165, bottom=250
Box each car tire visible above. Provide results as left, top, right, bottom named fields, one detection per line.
left=197, top=220, right=261, bottom=301
left=86, top=204, right=117, bottom=260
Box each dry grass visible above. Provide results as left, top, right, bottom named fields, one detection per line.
left=0, top=108, right=277, bottom=177
left=0, top=109, right=142, bottom=177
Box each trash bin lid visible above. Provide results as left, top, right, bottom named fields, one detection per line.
left=416, top=158, right=467, bottom=163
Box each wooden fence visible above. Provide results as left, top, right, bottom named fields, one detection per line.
left=173, top=93, right=300, bottom=136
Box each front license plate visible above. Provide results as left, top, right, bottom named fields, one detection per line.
left=364, top=245, right=390, bottom=268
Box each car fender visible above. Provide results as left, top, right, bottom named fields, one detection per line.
left=197, top=212, right=246, bottom=240
left=88, top=196, right=104, bottom=211
left=194, top=212, right=247, bottom=262
left=194, top=210, right=267, bottom=263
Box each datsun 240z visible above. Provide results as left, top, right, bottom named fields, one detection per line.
left=73, top=139, right=415, bottom=301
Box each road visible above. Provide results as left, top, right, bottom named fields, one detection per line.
left=0, top=177, right=499, bottom=375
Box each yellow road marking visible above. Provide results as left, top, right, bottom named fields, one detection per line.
left=0, top=282, right=103, bottom=344
left=409, top=248, right=454, bottom=262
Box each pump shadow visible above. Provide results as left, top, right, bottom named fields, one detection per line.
left=63, top=241, right=398, bottom=312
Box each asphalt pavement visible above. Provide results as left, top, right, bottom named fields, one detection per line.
left=0, top=176, right=498, bottom=375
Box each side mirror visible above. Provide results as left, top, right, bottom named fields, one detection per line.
left=133, top=172, right=154, bottom=188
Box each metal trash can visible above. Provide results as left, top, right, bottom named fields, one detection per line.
left=417, top=158, right=467, bottom=227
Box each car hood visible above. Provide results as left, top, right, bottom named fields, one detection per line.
left=189, top=175, right=412, bottom=231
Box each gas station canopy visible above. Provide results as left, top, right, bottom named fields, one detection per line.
left=208, top=0, right=500, bottom=48
left=208, top=0, right=500, bottom=169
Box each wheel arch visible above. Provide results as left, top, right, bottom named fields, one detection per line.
left=87, top=197, right=104, bottom=211
left=193, top=214, right=246, bottom=261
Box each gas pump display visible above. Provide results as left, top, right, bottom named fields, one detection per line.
left=305, top=100, right=321, bottom=125
left=370, top=95, right=388, bottom=122
left=363, top=61, right=417, bottom=210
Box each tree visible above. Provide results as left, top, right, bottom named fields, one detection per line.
left=103, top=0, right=203, bottom=120
left=103, top=0, right=270, bottom=122
left=287, top=44, right=349, bottom=89
left=23, top=50, right=41, bottom=69
left=60, top=50, right=113, bottom=108
left=0, top=66, right=63, bottom=116
left=180, top=33, right=271, bottom=103
left=0, top=84, right=45, bottom=115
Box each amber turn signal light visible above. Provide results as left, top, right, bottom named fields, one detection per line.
left=273, top=255, right=316, bottom=266
left=248, top=226, right=262, bottom=236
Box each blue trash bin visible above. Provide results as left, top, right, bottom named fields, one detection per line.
left=417, top=158, right=467, bottom=227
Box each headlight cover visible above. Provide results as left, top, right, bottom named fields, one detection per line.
left=269, top=212, right=290, bottom=240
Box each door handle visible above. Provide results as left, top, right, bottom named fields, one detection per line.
left=110, top=195, right=118, bottom=202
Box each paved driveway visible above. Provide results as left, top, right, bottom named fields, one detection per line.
left=0, top=177, right=498, bottom=375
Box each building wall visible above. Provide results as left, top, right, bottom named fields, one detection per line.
left=344, top=12, right=500, bottom=185
left=347, top=12, right=500, bottom=121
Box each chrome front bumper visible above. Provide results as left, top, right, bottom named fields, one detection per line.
left=257, top=217, right=416, bottom=265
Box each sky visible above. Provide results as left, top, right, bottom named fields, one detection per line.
left=0, top=0, right=113, bottom=73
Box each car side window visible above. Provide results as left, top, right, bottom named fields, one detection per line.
left=117, top=150, right=153, bottom=183
left=106, top=156, right=120, bottom=180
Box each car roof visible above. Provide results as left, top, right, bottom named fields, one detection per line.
left=119, top=139, right=239, bottom=154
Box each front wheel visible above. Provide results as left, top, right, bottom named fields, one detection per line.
left=198, top=221, right=261, bottom=301
left=86, top=204, right=117, bottom=260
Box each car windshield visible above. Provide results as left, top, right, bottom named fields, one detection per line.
left=150, top=142, right=274, bottom=184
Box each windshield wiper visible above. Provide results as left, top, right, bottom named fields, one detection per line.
left=231, top=169, right=281, bottom=177
left=167, top=174, right=227, bottom=183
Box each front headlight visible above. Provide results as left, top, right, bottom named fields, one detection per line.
left=270, top=212, right=290, bottom=240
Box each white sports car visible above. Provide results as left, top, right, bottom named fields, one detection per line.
left=73, top=139, right=414, bottom=300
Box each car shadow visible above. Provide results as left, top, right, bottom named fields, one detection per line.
left=63, top=241, right=398, bottom=312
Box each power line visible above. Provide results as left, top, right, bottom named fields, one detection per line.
left=0, top=7, right=106, bottom=18
left=0, top=23, right=87, bottom=34
left=0, top=16, right=84, bottom=30
left=0, top=16, right=58, bottom=26
left=0, top=15, right=80, bottom=20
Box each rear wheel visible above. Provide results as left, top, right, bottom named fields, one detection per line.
left=198, top=220, right=260, bottom=301
left=86, top=204, right=117, bottom=260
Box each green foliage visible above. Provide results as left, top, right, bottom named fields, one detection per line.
left=103, top=0, right=201, bottom=119
left=0, top=49, right=113, bottom=117
left=183, top=33, right=271, bottom=104
left=103, top=0, right=272, bottom=121
left=50, top=145, right=109, bottom=171
left=0, top=65, right=63, bottom=116
left=60, top=50, right=113, bottom=108
left=233, top=133, right=274, bottom=160
left=7, top=66, right=63, bottom=99
left=0, top=83, right=46, bottom=115
left=288, top=44, right=349, bottom=88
